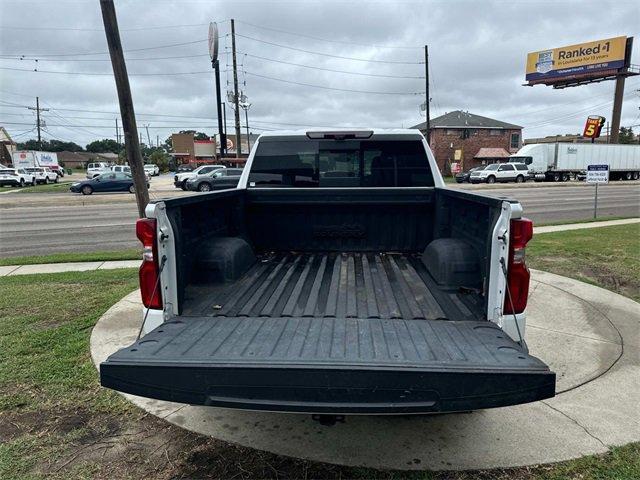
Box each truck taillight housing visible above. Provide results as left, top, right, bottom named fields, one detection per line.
left=136, top=218, right=163, bottom=309
left=503, top=217, right=533, bottom=315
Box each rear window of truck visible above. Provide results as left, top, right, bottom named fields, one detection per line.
left=248, top=139, right=434, bottom=188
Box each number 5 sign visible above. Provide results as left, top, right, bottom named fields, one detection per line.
left=583, top=115, right=606, bottom=139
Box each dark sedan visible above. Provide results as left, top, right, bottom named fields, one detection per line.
left=455, top=166, right=485, bottom=183
left=70, top=172, right=148, bottom=195
left=185, top=168, right=243, bottom=192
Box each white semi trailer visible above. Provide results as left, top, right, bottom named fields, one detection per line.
left=510, top=143, right=640, bottom=182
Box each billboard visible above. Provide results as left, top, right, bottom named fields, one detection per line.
left=583, top=116, right=606, bottom=139
left=525, top=36, right=627, bottom=84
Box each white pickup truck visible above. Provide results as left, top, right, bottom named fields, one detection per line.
left=101, top=129, right=554, bottom=416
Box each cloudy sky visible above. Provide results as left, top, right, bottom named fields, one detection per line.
left=0, top=0, right=639, bottom=148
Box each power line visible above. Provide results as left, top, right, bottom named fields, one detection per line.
left=0, top=52, right=222, bottom=62
left=244, top=71, right=424, bottom=95
left=0, top=22, right=214, bottom=32
left=235, top=20, right=421, bottom=50
left=240, top=52, right=425, bottom=79
left=0, top=38, right=209, bottom=58
left=235, top=34, right=424, bottom=64
left=0, top=66, right=227, bottom=76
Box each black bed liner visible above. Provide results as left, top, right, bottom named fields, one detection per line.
left=101, top=315, right=555, bottom=413
left=183, top=253, right=484, bottom=321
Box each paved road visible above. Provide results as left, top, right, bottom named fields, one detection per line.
left=1, top=183, right=639, bottom=257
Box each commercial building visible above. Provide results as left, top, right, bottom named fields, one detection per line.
left=412, top=110, right=523, bottom=174
left=0, top=127, right=17, bottom=166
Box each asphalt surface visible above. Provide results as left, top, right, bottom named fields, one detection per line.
left=1, top=178, right=639, bottom=257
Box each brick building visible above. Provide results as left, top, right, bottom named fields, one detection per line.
left=412, top=111, right=523, bottom=174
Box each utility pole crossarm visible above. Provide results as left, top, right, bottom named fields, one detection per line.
left=28, top=97, right=49, bottom=150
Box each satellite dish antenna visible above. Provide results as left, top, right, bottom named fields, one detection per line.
left=208, top=22, right=219, bottom=63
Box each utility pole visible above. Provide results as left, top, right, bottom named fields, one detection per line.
left=99, top=0, right=148, bottom=217
left=115, top=118, right=120, bottom=144
left=230, top=19, right=242, bottom=158
left=209, top=22, right=226, bottom=159
left=27, top=97, right=49, bottom=150
left=156, top=134, right=159, bottom=148
left=424, top=46, right=430, bottom=145
left=145, top=124, right=151, bottom=146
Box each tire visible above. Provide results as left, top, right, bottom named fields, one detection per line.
left=54, top=176, right=59, bottom=184
left=198, top=182, right=212, bottom=192
left=486, top=176, right=496, bottom=184
left=129, top=184, right=135, bottom=194
left=44, top=176, right=49, bottom=185
left=81, top=185, right=93, bottom=195
left=625, top=172, right=632, bottom=181
left=31, top=178, right=36, bottom=186
left=562, top=173, right=570, bottom=182
left=553, top=172, right=561, bottom=182
left=515, top=175, right=524, bottom=183
left=633, top=172, right=639, bottom=180
left=19, top=178, right=25, bottom=187
left=180, top=184, right=187, bottom=191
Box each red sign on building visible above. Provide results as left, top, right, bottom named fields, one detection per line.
left=583, top=116, right=606, bottom=139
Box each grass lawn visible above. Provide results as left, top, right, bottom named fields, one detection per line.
left=1, top=227, right=639, bottom=478
left=0, top=249, right=140, bottom=267
left=527, top=223, right=640, bottom=302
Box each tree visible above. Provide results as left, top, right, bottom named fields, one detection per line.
left=16, top=138, right=83, bottom=152
left=86, top=138, right=123, bottom=154
left=148, top=149, right=170, bottom=172
left=618, top=127, right=635, bottom=144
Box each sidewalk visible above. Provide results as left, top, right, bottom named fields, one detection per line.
left=1, top=218, right=638, bottom=277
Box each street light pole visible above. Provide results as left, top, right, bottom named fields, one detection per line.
left=241, top=102, right=251, bottom=152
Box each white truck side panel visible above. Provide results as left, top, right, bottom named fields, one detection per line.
left=552, top=143, right=640, bottom=171
left=34, top=151, right=59, bottom=168
left=12, top=151, right=37, bottom=169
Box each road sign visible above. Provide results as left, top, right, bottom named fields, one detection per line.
left=586, top=164, right=609, bottom=184
left=208, top=22, right=219, bottom=62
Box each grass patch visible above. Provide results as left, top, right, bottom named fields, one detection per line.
left=528, top=223, right=640, bottom=302
left=535, top=216, right=638, bottom=227
left=13, top=182, right=74, bottom=194
left=0, top=250, right=140, bottom=266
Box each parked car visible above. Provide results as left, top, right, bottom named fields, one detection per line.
left=455, top=166, right=485, bottom=183
left=101, top=128, right=554, bottom=417
left=26, top=166, right=58, bottom=184
left=110, top=165, right=151, bottom=181
left=177, top=164, right=194, bottom=173
left=144, top=164, right=160, bottom=176
left=70, top=172, right=148, bottom=195
left=0, top=168, right=36, bottom=187
left=87, top=162, right=110, bottom=179
left=469, top=162, right=530, bottom=184
left=185, top=167, right=243, bottom=192
left=174, top=165, right=226, bottom=190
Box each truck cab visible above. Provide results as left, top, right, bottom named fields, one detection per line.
left=101, top=129, right=554, bottom=415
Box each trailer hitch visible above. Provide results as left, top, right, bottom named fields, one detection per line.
left=312, top=414, right=345, bottom=426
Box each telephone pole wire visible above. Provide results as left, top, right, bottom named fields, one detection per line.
left=230, top=19, right=242, bottom=158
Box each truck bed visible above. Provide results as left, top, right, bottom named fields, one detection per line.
left=101, top=252, right=555, bottom=414
left=182, top=252, right=485, bottom=322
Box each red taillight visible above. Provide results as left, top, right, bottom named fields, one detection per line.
left=503, top=217, right=533, bottom=315
left=136, top=218, right=162, bottom=309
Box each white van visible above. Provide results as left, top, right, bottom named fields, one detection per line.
left=87, top=162, right=110, bottom=179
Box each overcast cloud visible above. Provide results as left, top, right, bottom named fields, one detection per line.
left=0, top=0, right=639, bottom=148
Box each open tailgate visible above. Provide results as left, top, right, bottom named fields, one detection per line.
left=101, top=317, right=555, bottom=414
